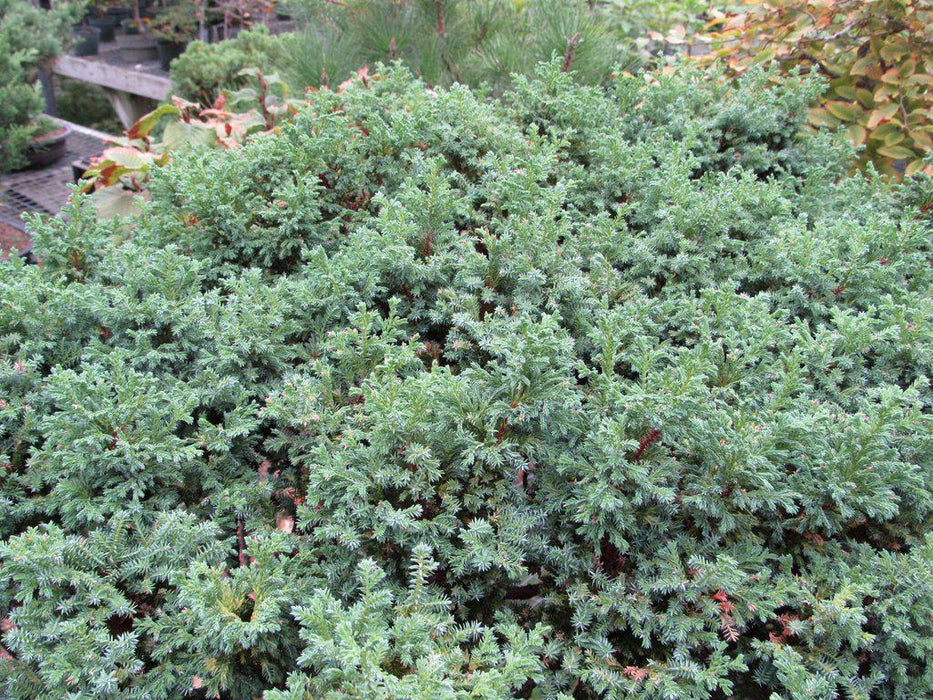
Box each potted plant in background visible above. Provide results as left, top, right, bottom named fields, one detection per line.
left=208, top=0, right=258, bottom=43
left=115, top=0, right=157, bottom=61
left=151, top=1, right=197, bottom=70
left=86, top=0, right=129, bottom=41
left=0, top=0, right=80, bottom=172
left=71, top=23, right=100, bottom=55
left=24, top=115, right=72, bottom=167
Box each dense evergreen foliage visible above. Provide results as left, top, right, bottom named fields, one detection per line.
left=171, top=26, right=287, bottom=107
left=171, top=0, right=633, bottom=106
left=0, top=0, right=78, bottom=171
left=1, top=61, right=932, bottom=699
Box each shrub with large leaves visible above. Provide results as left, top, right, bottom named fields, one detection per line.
left=1, top=61, right=932, bottom=699
left=702, top=0, right=933, bottom=177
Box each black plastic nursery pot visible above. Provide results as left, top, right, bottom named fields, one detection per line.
left=24, top=123, right=72, bottom=169
left=71, top=158, right=96, bottom=185
left=156, top=39, right=186, bottom=71
left=72, top=25, right=101, bottom=56
left=87, top=14, right=117, bottom=41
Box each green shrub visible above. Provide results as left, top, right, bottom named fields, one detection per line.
left=1, top=61, right=932, bottom=699
left=54, top=76, right=122, bottom=135
left=0, top=50, right=43, bottom=172
left=0, top=0, right=79, bottom=171
left=170, top=25, right=286, bottom=105
left=172, top=0, right=633, bottom=105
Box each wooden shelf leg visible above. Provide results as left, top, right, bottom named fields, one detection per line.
left=102, top=88, right=157, bottom=129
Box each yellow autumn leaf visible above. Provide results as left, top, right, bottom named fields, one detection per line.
left=881, top=67, right=901, bottom=85
left=908, top=128, right=933, bottom=150
left=904, top=158, right=928, bottom=177
left=905, top=73, right=933, bottom=86
left=880, top=35, right=909, bottom=62
left=855, top=88, right=875, bottom=109
left=884, top=130, right=906, bottom=146
left=850, top=55, right=875, bottom=76
left=867, top=103, right=899, bottom=129
left=824, top=100, right=861, bottom=121
left=847, top=124, right=868, bottom=146
left=809, top=106, right=838, bottom=127
left=833, top=83, right=857, bottom=100
left=899, top=59, right=917, bottom=77
left=877, top=145, right=916, bottom=159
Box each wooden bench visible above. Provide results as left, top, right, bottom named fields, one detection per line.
left=51, top=53, right=172, bottom=128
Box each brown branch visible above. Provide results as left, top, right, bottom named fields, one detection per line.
left=236, top=515, right=248, bottom=567
left=562, top=32, right=582, bottom=72
left=435, top=1, right=445, bottom=36
left=256, top=71, right=274, bottom=131
left=631, top=429, right=662, bottom=462
left=496, top=393, right=524, bottom=444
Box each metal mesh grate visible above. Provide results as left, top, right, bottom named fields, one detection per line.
left=0, top=124, right=109, bottom=223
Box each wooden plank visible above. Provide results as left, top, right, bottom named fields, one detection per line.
left=102, top=88, right=159, bottom=129
left=52, top=55, right=172, bottom=101
left=53, top=116, right=117, bottom=142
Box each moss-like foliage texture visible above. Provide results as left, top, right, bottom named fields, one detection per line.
left=1, top=62, right=932, bottom=699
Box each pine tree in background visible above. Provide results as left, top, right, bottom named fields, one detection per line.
left=173, top=0, right=635, bottom=105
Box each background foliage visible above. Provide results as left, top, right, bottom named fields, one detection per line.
left=0, top=0, right=80, bottom=171
left=702, top=0, right=933, bottom=177
left=2, top=59, right=933, bottom=699
left=171, top=0, right=634, bottom=106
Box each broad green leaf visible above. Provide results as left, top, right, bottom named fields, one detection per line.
left=91, top=187, right=143, bottom=219
left=850, top=55, right=876, bottom=77
left=904, top=158, right=928, bottom=176
left=161, top=121, right=219, bottom=152
left=100, top=146, right=155, bottom=170
left=847, top=124, right=868, bottom=146
left=824, top=100, right=862, bottom=121
left=908, top=128, right=933, bottom=150
left=808, top=106, right=838, bottom=127
left=877, top=144, right=917, bottom=159
left=866, top=103, right=899, bottom=128
left=126, top=104, right=182, bottom=140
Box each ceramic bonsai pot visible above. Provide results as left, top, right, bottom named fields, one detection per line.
left=72, top=158, right=93, bottom=184
left=24, top=123, right=72, bottom=169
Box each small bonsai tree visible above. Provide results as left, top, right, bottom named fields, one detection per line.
left=170, top=25, right=284, bottom=105
left=0, top=0, right=80, bottom=171
left=150, top=1, right=199, bottom=45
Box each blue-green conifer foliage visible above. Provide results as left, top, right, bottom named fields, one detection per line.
left=1, top=61, right=932, bottom=699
